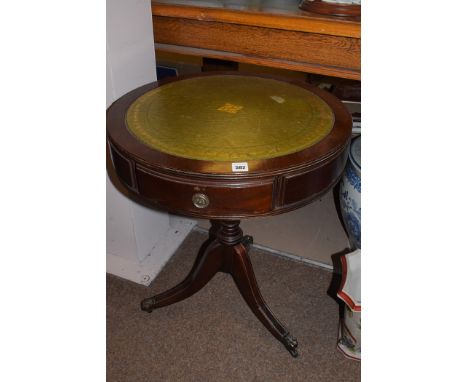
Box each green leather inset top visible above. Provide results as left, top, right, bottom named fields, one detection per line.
left=125, top=75, right=334, bottom=162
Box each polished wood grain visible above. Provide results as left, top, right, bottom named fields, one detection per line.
left=152, top=1, right=360, bottom=37
left=151, top=0, right=360, bottom=80
left=135, top=165, right=276, bottom=217
left=153, top=17, right=360, bottom=73
left=155, top=43, right=358, bottom=79
left=300, top=0, right=361, bottom=18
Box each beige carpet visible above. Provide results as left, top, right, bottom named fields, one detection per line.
left=107, top=231, right=360, bottom=381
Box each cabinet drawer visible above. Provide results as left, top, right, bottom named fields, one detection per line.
left=135, top=167, right=274, bottom=218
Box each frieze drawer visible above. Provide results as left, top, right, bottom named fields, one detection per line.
left=135, top=167, right=274, bottom=218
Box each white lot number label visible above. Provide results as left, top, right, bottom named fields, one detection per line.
left=232, top=162, right=249, bottom=172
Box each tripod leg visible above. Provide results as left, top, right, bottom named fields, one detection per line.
left=229, top=243, right=299, bottom=357
left=141, top=241, right=224, bottom=312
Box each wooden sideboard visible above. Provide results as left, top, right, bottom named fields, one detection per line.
left=151, top=0, right=360, bottom=80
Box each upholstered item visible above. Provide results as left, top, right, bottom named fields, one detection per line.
left=125, top=75, right=334, bottom=161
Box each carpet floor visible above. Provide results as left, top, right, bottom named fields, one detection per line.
left=107, top=231, right=360, bottom=382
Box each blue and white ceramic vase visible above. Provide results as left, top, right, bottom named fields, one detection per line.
left=337, top=137, right=361, bottom=360
left=340, top=136, right=361, bottom=249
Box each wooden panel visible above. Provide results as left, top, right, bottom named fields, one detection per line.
left=155, top=43, right=360, bottom=80
left=152, top=2, right=361, bottom=38
left=108, top=143, right=135, bottom=190
left=135, top=166, right=275, bottom=218
left=281, top=148, right=348, bottom=206
left=153, top=17, right=360, bottom=74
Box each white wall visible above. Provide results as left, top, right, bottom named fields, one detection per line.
left=106, top=0, right=157, bottom=103
left=106, top=0, right=195, bottom=285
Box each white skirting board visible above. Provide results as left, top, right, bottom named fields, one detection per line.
left=107, top=217, right=196, bottom=286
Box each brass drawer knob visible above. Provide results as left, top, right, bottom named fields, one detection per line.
left=192, top=193, right=209, bottom=209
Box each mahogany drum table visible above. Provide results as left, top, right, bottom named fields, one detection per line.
left=106, top=72, right=352, bottom=357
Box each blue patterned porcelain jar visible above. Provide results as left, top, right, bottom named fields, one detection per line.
left=340, top=136, right=361, bottom=249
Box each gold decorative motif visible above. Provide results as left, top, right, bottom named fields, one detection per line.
left=217, top=102, right=244, bottom=114
left=125, top=75, right=334, bottom=162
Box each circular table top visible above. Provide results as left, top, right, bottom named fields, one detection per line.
left=107, top=72, right=351, bottom=176
left=125, top=75, right=335, bottom=162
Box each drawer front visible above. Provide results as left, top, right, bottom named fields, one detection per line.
left=135, top=167, right=274, bottom=218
